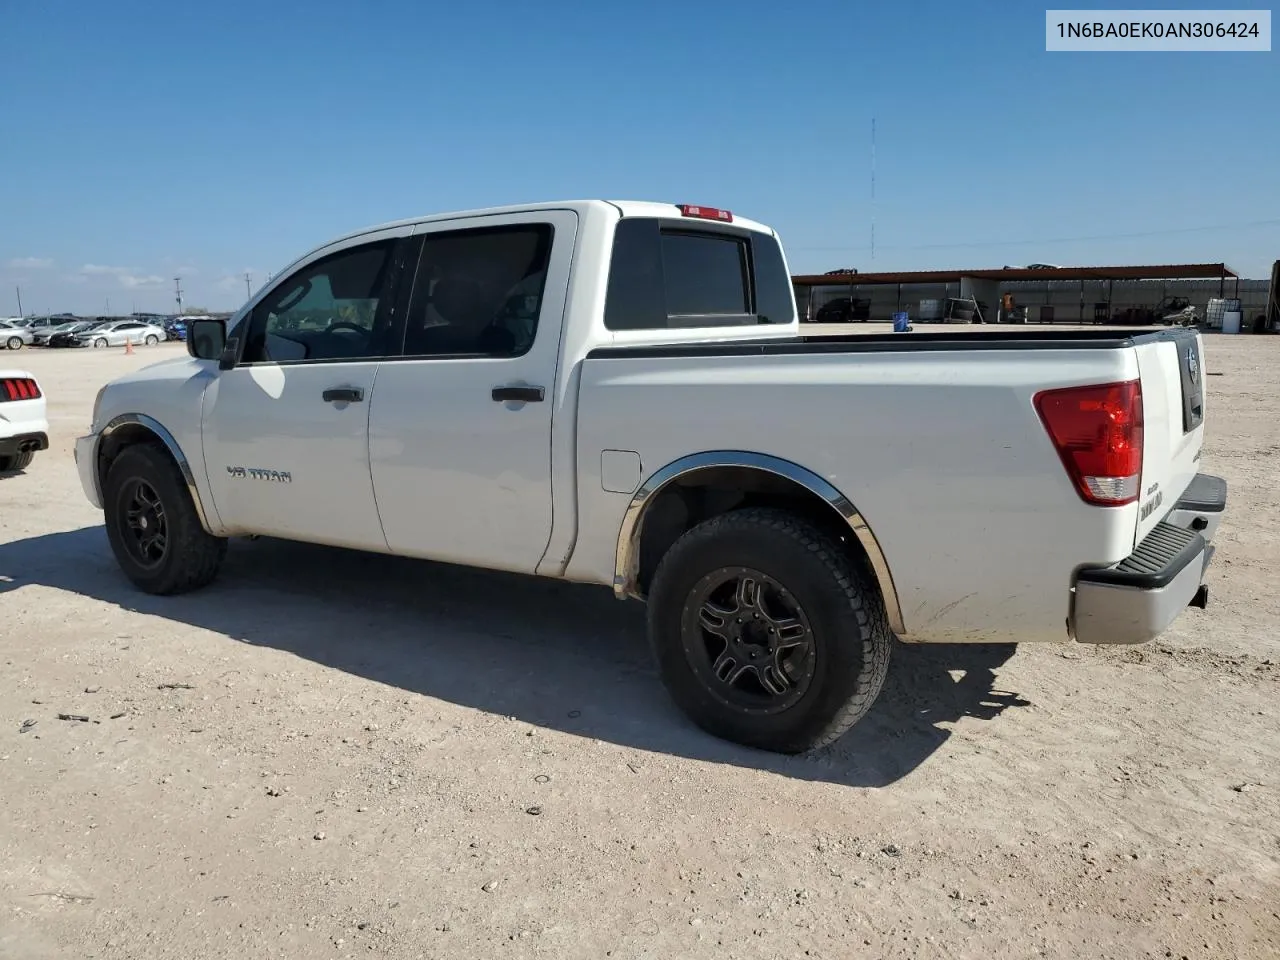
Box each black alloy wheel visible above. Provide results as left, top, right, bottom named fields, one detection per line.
left=682, top=567, right=817, bottom=715
left=115, top=477, right=169, bottom=569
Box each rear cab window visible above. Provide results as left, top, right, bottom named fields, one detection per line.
left=604, top=217, right=795, bottom=331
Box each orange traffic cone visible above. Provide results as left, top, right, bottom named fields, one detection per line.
left=125, top=338, right=134, bottom=355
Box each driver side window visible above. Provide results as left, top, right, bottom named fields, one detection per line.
left=241, top=240, right=394, bottom=364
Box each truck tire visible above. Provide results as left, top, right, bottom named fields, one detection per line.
left=103, top=443, right=227, bottom=594
left=0, top=451, right=34, bottom=472
left=646, top=507, right=893, bottom=754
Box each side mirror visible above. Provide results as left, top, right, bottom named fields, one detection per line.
left=187, top=318, right=226, bottom=361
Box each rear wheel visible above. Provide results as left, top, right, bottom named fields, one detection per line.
left=0, top=451, right=34, bottom=472
left=646, top=507, right=893, bottom=753
left=103, top=443, right=227, bottom=594
left=5, top=336, right=22, bottom=350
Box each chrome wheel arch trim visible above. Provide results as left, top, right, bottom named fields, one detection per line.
left=98, top=413, right=215, bottom=533
left=612, top=450, right=905, bottom=634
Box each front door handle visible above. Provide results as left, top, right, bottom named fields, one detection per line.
left=491, top=385, right=545, bottom=403
left=322, top=387, right=364, bottom=403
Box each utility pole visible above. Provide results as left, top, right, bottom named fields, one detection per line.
left=15, top=285, right=22, bottom=317
left=244, top=272, right=252, bottom=298
left=174, top=277, right=184, bottom=317
left=870, top=116, right=876, bottom=263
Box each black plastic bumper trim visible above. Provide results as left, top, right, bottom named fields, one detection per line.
left=0, top=431, right=48, bottom=456
left=1173, top=472, right=1227, bottom=514
left=1076, top=521, right=1205, bottom=590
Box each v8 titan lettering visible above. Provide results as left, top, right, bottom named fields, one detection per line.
left=73, top=199, right=1226, bottom=756
left=227, top=465, right=292, bottom=483
left=1140, top=490, right=1164, bottom=522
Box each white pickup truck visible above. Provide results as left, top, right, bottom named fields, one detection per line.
left=75, top=199, right=1226, bottom=753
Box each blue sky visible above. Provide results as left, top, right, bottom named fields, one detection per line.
left=1, top=0, right=1276, bottom=315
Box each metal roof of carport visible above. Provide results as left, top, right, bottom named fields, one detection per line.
left=791, top=262, right=1240, bottom=285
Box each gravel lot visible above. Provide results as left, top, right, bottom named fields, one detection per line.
left=2, top=333, right=1277, bottom=960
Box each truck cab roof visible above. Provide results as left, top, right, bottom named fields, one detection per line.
left=326, top=200, right=778, bottom=249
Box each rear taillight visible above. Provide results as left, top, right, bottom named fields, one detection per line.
left=1034, top=379, right=1143, bottom=506
left=1, top=377, right=41, bottom=402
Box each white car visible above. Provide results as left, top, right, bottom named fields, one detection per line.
left=0, top=368, right=48, bottom=471
left=75, top=199, right=1225, bottom=754
left=76, top=321, right=166, bottom=348
left=1, top=321, right=35, bottom=350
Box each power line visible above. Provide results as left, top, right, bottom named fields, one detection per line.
left=789, top=216, right=1280, bottom=254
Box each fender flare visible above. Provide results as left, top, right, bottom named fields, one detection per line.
left=96, top=413, right=217, bottom=534
left=612, top=450, right=905, bottom=634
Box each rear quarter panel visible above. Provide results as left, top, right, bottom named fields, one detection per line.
left=566, top=346, right=1146, bottom=643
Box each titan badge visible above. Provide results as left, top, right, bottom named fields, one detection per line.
left=227, top=465, right=292, bottom=483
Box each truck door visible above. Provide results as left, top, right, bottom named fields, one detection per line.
left=200, top=227, right=414, bottom=550
left=367, top=209, right=578, bottom=574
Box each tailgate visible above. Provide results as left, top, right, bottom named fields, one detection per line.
left=1132, top=330, right=1205, bottom=545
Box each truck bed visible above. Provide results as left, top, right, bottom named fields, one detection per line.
left=571, top=324, right=1205, bottom=644
left=586, top=325, right=1191, bottom=359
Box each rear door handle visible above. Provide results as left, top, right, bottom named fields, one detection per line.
left=491, top=385, right=545, bottom=403
left=322, top=387, right=364, bottom=403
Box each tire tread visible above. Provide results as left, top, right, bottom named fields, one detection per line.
left=105, top=443, right=226, bottom=594
left=648, top=506, right=893, bottom=752
left=0, top=450, right=35, bottom=472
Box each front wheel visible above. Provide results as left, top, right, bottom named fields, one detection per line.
left=5, top=336, right=22, bottom=350
left=145, top=334, right=159, bottom=345
left=646, top=507, right=893, bottom=754
left=94, top=337, right=108, bottom=348
left=103, top=443, right=227, bottom=594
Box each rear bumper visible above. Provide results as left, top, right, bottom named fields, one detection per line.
left=1165, top=472, right=1227, bottom=542
left=1070, top=472, right=1226, bottom=645
left=0, top=430, right=48, bottom=457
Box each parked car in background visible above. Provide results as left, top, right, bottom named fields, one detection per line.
left=47, top=321, right=105, bottom=347
left=813, top=296, right=871, bottom=323
left=163, top=318, right=187, bottom=341
left=0, top=321, right=35, bottom=350
left=75, top=320, right=166, bottom=348
left=33, top=320, right=88, bottom=346
left=0, top=367, right=47, bottom=471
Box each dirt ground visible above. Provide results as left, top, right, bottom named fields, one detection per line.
left=1, top=333, right=1277, bottom=960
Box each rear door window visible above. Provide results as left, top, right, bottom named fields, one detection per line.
left=604, top=217, right=794, bottom=330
